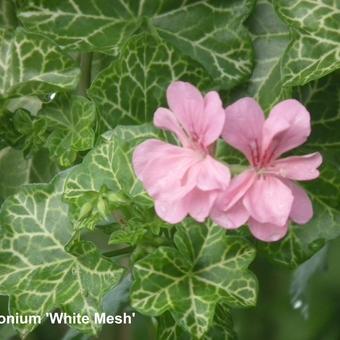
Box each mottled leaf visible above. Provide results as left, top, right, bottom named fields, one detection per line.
left=89, top=33, right=211, bottom=132
left=64, top=124, right=167, bottom=229
left=277, top=0, right=340, bottom=86
left=18, top=0, right=254, bottom=88
left=0, top=28, right=79, bottom=98
left=158, top=304, right=237, bottom=340
left=40, top=94, right=96, bottom=167
left=131, top=220, right=257, bottom=338
left=0, top=172, right=124, bottom=335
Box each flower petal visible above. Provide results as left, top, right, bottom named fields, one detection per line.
left=132, top=139, right=200, bottom=200
left=166, top=81, right=204, bottom=134
left=248, top=218, right=288, bottom=242
left=222, top=97, right=265, bottom=163
left=211, top=200, right=249, bottom=229
left=218, top=170, right=257, bottom=210
left=153, top=107, right=189, bottom=146
left=200, top=91, right=225, bottom=146
left=262, top=99, right=311, bottom=159
left=243, top=175, right=293, bottom=226
left=195, top=155, right=230, bottom=191
left=185, top=188, right=217, bottom=222
left=283, top=180, right=313, bottom=224
left=272, top=152, right=322, bottom=181
left=155, top=199, right=188, bottom=224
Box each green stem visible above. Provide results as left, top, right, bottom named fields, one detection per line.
left=102, top=246, right=135, bottom=258
left=77, top=52, right=93, bottom=96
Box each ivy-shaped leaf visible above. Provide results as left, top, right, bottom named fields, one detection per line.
left=276, top=0, right=340, bottom=86
left=131, top=220, right=257, bottom=338
left=260, top=72, right=340, bottom=267
left=158, top=304, right=237, bottom=340
left=40, top=94, right=96, bottom=167
left=0, top=28, right=79, bottom=98
left=89, top=33, right=212, bottom=132
left=18, top=0, right=254, bottom=88
left=0, top=172, right=124, bottom=336
left=64, top=124, right=167, bottom=230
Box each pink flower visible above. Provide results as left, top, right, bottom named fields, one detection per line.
left=133, top=81, right=230, bottom=224
left=211, top=98, right=322, bottom=242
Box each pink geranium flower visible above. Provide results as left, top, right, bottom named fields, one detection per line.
left=211, top=98, right=322, bottom=242
left=133, top=81, right=230, bottom=224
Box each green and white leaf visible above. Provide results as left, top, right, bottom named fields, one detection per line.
left=131, top=220, right=257, bottom=338
left=158, top=304, right=237, bottom=340
left=0, top=28, right=79, bottom=98
left=64, top=124, right=167, bottom=229
left=18, top=0, right=254, bottom=88
left=40, top=94, right=96, bottom=167
left=0, top=172, right=124, bottom=336
left=276, top=0, right=340, bottom=86
left=89, top=33, right=212, bottom=132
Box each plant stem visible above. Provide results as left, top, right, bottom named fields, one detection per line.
left=78, top=52, right=93, bottom=96
left=102, top=246, right=135, bottom=258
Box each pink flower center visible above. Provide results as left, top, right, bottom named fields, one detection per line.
left=249, top=139, right=278, bottom=174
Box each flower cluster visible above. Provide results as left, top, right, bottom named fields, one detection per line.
left=133, top=82, right=322, bottom=242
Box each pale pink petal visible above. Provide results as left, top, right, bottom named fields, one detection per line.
left=218, top=170, right=257, bottom=210
left=243, top=175, right=293, bottom=226
left=222, top=97, right=265, bottom=164
left=262, top=99, right=311, bottom=159
left=155, top=199, right=188, bottom=224
left=166, top=81, right=204, bottom=135
left=272, top=152, right=322, bottom=181
left=132, top=140, right=200, bottom=200
left=195, top=155, right=230, bottom=191
left=211, top=200, right=249, bottom=229
left=200, top=91, right=225, bottom=146
left=184, top=189, right=217, bottom=222
left=153, top=107, right=189, bottom=146
left=283, top=180, right=313, bottom=224
left=248, top=218, right=288, bottom=242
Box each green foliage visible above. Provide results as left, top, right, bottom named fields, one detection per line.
left=131, top=221, right=257, bottom=338
left=0, top=1, right=339, bottom=338
left=0, top=172, right=124, bottom=336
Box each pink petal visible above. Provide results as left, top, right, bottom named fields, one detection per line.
left=248, top=218, right=288, bottom=242
left=272, top=152, right=322, bottom=181
left=211, top=200, right=249, bottom=229
left=218, top=170, right=257, bottom=210
left=283, top=180, right=313, bottom=224
left=184, top=189, right=218, bottom=222
left=262, top=99, right=311, bottom=159
left=132, top=140, right=200, bottom=200
left=153, top=108, right=189, bottom=146
left=166, top=81, right=204, bottom=135
left=195, top=155, right=230, bottom=191
left=200, top=91, right=225, bottom=146
left=155, top=199, right=188, bottom=224
left=222, top=97, right=265, bottom=164
left=243, top=175, right=294, bottom=226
